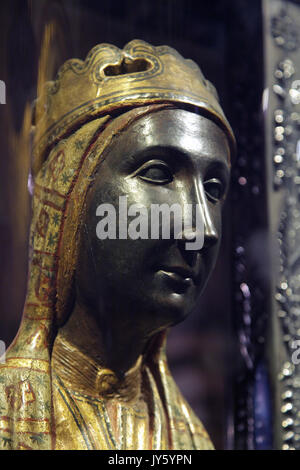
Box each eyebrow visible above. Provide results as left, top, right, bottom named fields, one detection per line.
left=126, top=144, right=230, bottom=171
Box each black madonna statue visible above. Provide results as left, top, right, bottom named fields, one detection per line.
left=0, top=40, right=235, bottom=450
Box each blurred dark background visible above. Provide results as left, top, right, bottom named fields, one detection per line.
left=0, top=0, right=268, bottom=449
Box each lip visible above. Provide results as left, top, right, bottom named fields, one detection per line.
left=157, top=266, right=198, bottom=293
left=160, top=269, right=193, bottom=283
left=159, top=266, right=196, bottom=282
left=158, top=269, right=193, bottom=294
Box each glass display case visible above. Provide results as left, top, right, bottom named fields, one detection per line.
left=1, top=0, right=300, bottom=450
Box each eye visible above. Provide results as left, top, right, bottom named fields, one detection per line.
left=204, top=178, right=225, bottom=203
left=135, top=160, right=173, bottom=184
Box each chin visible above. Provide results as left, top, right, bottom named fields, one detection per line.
left=152, top=292, right=195, bottom=327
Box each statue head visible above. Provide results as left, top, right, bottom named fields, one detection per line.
left=29, top=40, right=235, bottom=374
left=76, top=108, right=230, bottom=357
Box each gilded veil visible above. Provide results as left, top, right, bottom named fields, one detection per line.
left=0, top=40, right=235, bottom=450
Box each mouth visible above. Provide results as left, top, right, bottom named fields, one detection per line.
left=157, top=266, right=197, bottom=293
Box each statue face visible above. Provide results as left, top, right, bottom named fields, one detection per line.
left=76, top=109, right=230, bottom=343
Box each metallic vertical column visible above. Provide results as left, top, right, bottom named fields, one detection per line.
left=263, top=0, right=300, bottom=450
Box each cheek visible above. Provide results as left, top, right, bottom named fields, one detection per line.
left=82, top=178, right=157, bottom=289
left=93, top=238, right=162, bottom=292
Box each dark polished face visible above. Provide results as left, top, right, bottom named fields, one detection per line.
left=75, top=109, right=230, bottom=347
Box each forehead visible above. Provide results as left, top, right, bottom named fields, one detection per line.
left=115, top=108, right=230, bottom=165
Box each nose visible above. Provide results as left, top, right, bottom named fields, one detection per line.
left=178, top=176, right=218, bottom=252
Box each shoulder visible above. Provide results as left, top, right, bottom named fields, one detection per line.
left=0, top=355, right=53, bottom=450
left=176, top=390, right=215, bottom=449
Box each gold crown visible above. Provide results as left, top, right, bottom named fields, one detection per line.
left=32, top=39, right=235, bottom=175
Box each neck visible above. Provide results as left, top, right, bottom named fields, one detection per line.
left=52, top=300, right=150, bottom=400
